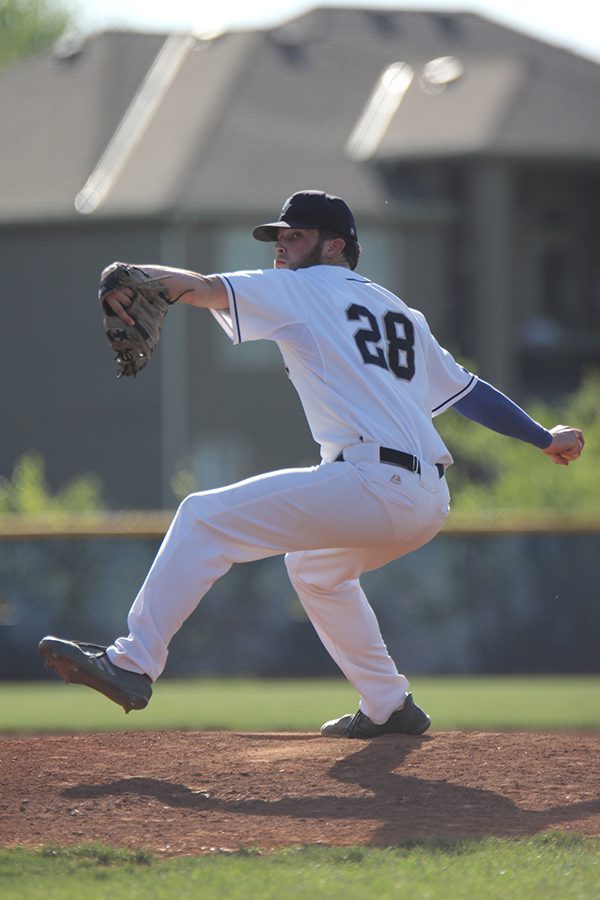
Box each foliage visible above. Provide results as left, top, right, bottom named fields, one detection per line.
left=0, top=451, right=103, bottom=515
left=1, top=373, right=596, bottom=517
left=0, top=0, right=74, bottom=68
left=436, top=369, right=599, bottom=512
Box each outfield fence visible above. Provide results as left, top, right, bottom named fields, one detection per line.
left=1, top=513, right=599, bottom=680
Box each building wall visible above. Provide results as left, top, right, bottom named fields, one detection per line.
left=2, top=160, right=598, bottom=512
left=1, top=221, right=164, bottom=508
left=514, top=164, right=600, bottom=397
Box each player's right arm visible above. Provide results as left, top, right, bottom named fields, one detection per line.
left=541, top=425, right=585, bottom=466
left=101, top=263, right=229, bottom=326
left=453, top=380, right=584, bottom=465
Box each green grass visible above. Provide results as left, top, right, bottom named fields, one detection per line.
left=2, top=679, right=599, bottom=897
left=1, top=834, right=599, bottom=899
left=1, top=675, right=599, bottom=734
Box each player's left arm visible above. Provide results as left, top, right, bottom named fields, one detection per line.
left=453, top=379, right=584, bottom=465
left=102, top=264, right=229, bottom=326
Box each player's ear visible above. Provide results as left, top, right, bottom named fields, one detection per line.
left=323, top=237, right=346, bottom=261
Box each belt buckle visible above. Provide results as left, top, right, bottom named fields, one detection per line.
left=411, top=456, right=419, bottom=473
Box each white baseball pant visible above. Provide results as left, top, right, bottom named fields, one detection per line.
left=107, top=443, right=450, bottom=724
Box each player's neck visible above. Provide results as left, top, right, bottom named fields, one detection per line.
left=321, top=257, right=350, bottom=269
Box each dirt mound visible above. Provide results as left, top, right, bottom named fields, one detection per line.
left=2, top=731, right=599, bottom=855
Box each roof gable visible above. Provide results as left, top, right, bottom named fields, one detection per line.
left=1, top=9, right=599, bottom=223
left=0, top=31, right=165, bottom=221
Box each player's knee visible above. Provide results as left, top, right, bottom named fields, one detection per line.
left=285, top=552, right=324, bottom=593
left=285, top=552, right=341, bottom=596
left=174, top=491, right=214, bottom=528
left=284, top=551, right=302, bottom=586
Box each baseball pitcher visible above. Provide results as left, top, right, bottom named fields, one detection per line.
left=39, top=191, right=584, bottom=738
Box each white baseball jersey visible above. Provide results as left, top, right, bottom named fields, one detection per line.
left=212, top=265, right=477, bottom=467
left=108, top=262, right=469, bottom=725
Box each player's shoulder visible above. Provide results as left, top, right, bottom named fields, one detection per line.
left=219, top=266, right=301, bottom=294
left=408, top=305, right=429, bottom=327
left=298, top=264, right=352, bottom=280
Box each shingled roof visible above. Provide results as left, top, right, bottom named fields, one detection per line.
left=2, top=8, right=599, bottom=224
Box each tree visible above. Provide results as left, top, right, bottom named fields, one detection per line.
left=436, top=368, right=600, bottom=515
left=0, top=451, right=104, bottom=516
left=0, top=0, right=73, bottom=68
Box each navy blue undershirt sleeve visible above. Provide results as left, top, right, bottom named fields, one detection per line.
left=453, top=380, right=553, bottom=449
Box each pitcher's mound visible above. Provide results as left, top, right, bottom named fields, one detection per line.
left=2, top=730, right=599, bottom=855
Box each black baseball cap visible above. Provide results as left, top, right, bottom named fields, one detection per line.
left=252, top=190, right=358, bottom=242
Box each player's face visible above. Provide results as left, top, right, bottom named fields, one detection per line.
left=273, top=228, right=324, bottom=270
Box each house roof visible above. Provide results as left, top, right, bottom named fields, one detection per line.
left=365, top=53, right=600, bottom=161
left=1, top=31, right=165, bottom=222
left=2, top=8, right=599, bottom=224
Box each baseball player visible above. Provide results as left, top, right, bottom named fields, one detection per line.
left=39, top=190, right=584, bottom=738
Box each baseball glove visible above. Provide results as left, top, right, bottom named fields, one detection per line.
left=100, top=262, right=176, bottom=378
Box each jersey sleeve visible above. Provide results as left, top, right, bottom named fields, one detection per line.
left=416, top=311, right=478, bottom=416
left=210, top=268, right=306, bottom=345
left=453, top=380, right=552, bottom=448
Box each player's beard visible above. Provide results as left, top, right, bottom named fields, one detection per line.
left=289, top=238, right=326, bottom=271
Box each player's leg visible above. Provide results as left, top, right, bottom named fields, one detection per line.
left=105, top=460, right=426, bottom=681
left=40, top=459, right=448, bottom=713
left=285, top=544, right=409, bottom=724
left=284, top=469, right=450, bottom=733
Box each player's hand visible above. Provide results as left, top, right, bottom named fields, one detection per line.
left=100, top=264, right=136, bottom=326
left=542, top=425, right=585, bottom=466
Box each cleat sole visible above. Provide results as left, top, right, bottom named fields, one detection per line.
left=38, top=640, right=147, bottom=714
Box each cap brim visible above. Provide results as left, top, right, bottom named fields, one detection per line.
left=252, top=222, right=283, bottom=241
left=253, top=220, right=356, bottom=241
left=252, top=220, right=312, bottom=241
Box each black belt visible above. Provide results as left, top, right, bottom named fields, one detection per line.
left=335, top=446, right=444, bottom=478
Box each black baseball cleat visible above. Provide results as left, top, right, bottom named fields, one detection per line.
left=320, top=693, right=431, bottom=738
left=38, top=635, right=152, bottom=714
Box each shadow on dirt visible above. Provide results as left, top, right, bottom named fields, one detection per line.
left=62, top=734, right=600, bottom=844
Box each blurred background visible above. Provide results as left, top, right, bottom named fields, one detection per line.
left=1, top=0, right=599, bottom=680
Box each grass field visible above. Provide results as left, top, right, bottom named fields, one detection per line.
left=1, top=674, right=599, bottom=734
left=2, top=676, right=599, bottom=898
left=1, top=835, right=599, bottom=899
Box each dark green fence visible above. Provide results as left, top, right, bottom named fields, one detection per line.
left=1, top=515, right=599, bottom=679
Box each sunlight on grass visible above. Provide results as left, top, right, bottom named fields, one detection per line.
left=1, top=675, right=599, bottom=735
left=1, top=834, right=599, bottom=899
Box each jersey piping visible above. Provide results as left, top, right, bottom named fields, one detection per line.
left=220, top=275, right=242, bottom=342
left=431, top=372, right=477, bottom=415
